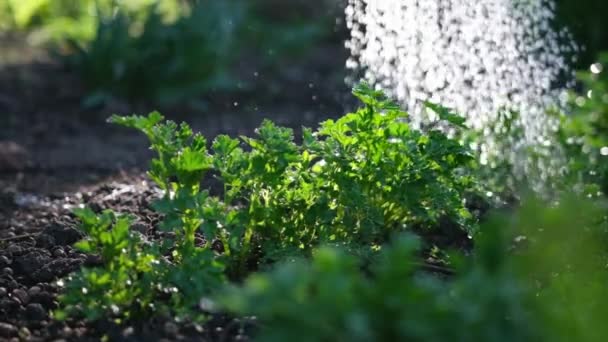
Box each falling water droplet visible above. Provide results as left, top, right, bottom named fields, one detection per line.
left=591, top=63, right=603, bottom=74
left=111, top=304, right=120, bottom=314
left=345, top=0, right=577, bottom=193
left=199, top=297, right=217, bottom=312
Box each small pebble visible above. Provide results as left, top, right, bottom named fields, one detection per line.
left=62, top=326, right=73, bottom=335
left=0, top=298, right=20, bottom=313
left=89, top=202, right=103, bottom=212
left=164, top=322, right=179, bottom=336
left=0, top=322, right=18, bottom=338
left=131, top=223, right=148, bottom=234
left=25, top=303, right=47, bottom=321
left=52, top=248, right=66, bottom=258
left=28, top=286, right=42, bottom=297
left=35, top=234, right=55, bottom=249
left=0, top=288, right=5, bottom=297
left=2, top=267, right=13, bottom=276
left=11, top=288, right=29, bottom=305
left=29, top=291, right=54, bottom=308
left=122, top=326, right=134, bottom=337
left=18, top=327, right=31, bottom=339
left=6, top=245, right=22, bottom=255
left=0, top=256, right=12, bottom=266
left=1, top=232, right=16, bottom=239
left=16, top=306, right=25, bottom=316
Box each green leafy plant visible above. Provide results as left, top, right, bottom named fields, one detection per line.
left=55, top=80, right=608, bottom=341
left=112, top=83, right=476, bottom=276
left=55, top=208, right=161, bottom=322
left=109, top=111, right=217, bottom=258
left=55, top=206, right=225, bottom=322
left=58, top=84, right=476, bottom=323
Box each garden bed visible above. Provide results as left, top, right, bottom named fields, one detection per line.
left=0, top=38, right=349, bottom=341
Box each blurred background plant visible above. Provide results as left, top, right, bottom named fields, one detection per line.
left=555, top=52, right=608, bottom=196
left=0, top=0, right=341, bottom=106
left=0, top=0, right=184, bottom=44
left=66, top=1, right=245, bottom=106
left=243, top=0, right=340, bottom=62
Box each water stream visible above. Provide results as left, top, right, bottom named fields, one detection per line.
left=345, top=0, right=578, bottom=191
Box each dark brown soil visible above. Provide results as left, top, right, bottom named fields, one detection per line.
left=0, top=174, right=260, bottom=341
left=0, top=34, right=349, bottom=341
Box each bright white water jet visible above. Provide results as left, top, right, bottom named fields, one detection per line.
left=345, top=0, right=578, bottom=192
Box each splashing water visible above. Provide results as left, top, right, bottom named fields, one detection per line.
left=345, top=0, right=578, bottom=192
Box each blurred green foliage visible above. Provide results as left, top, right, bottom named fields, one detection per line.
left=556, top=52, right=608, bottom=195
left=245, top=0, right=338, bottom=60
left=509, top=196, right=608, bottom=342
left=0, top=0, right=337, bottom=104
left=67, top=1, right=244, bottom=106
left=0, top=0, right=183, bottom=43
left=221, top=232, right=543, bottom=342
left=221, top=194, right=608, bottom=342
